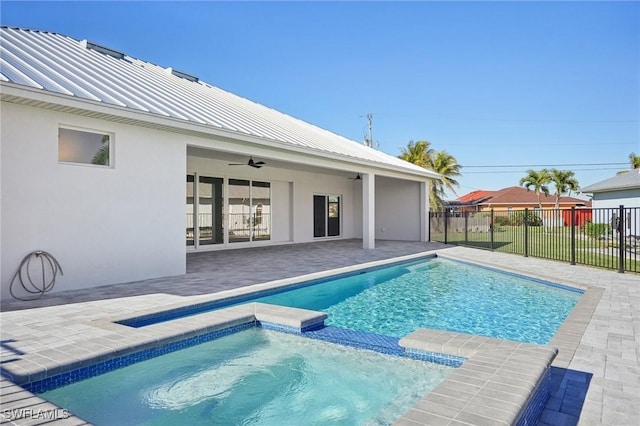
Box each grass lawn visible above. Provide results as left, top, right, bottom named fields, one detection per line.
left=432, top=225, right=639, bottom=273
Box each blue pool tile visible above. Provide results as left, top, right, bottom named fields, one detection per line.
left=25, top=322, right=254, bottom=393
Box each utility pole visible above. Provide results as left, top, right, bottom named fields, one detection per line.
left=364, top=113, right=373, bottom=147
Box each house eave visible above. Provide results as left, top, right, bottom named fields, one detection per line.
left=580, top=186, right=640, bottom=194
left=1, top=82, right=440, bottom=182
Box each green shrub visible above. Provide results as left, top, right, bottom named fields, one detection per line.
left=584, top=222, right=610, bottom=238
left=494, top=215, right=511, bottom=226
left=510, top=211, right=543, bottom=226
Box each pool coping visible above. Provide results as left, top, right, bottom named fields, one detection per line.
left=0, top=250, right=602, bottom=425
left=397, top=329, right=558, bottom=425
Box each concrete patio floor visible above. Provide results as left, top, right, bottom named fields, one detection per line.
left=1, top=240, right=638, bottom=425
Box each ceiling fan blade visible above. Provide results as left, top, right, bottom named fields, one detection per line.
left=228, top=157, right=266, bottom=168
left=247, top=157, right=265, bottom=168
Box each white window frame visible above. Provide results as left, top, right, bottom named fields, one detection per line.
left=58, top=125, right=114, bottom=168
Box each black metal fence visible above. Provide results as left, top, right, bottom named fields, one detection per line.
left=430, top=206, right=639, bottom=273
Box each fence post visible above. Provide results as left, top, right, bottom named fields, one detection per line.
left=570, top=207, right=576, bottom=265
left=524, top=208, right=529, bottom=257
left=464, top=210, right=469, bottom=246
left=618, top=205, right=625, bottom=273
left=490, top=209, right=495, bottom=251
left=444, top=210, right=448, bottom=245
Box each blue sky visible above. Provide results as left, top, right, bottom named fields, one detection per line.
left=2, top=1, right=638, bottom=199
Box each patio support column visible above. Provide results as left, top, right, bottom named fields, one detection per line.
left=363, top=173, right=375, bottom=249
left=420, top=181, right=429, bottom=242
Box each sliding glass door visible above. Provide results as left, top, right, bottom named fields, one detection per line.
left=188, top=175, right=271, bottom=247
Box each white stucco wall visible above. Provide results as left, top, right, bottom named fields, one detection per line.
left=1, top=102, right=186, bottom=299
left=591, top=189, right=640, bottom=209
left=589, top=189, right=640, bottom=237
left=1, top=100, right=432, bottom=298
left=375, top=177, right=422, bottom=241
left=291, top=172, right=358, bottom=242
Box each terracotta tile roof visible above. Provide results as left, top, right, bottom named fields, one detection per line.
left=456, top=186, right=590, bottom=207
left=456, top=190, right=496, bottom=203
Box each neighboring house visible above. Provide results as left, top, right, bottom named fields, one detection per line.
left=449, top=186, right=590, bottom=213
left=0, top=27, right=439, bottom=298
left=580, top=170, right=640, bottom=237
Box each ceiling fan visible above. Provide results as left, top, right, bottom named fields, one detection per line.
left=228, top=156, right=265, bottom=169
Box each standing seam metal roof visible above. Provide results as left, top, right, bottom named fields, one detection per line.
left=0, top=27, right=438, bottom=178
left=581, top=169, right=640, bottom=193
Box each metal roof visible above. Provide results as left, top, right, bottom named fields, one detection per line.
left=0, top=27, right=439, bottom=179
left=581, top=169, right=640, bottom=193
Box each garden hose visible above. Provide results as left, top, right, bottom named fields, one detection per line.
left=9, top=251, right=63, bottom=301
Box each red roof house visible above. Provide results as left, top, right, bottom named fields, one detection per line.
left=450, top=186, right=591, bottom=212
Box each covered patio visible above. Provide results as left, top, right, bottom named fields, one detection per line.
left=1, top=240, right=446, bottom=312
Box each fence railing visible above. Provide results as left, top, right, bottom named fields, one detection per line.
left=430, top=206, right=639, bottom=273
left=186, top=213, right=271, bottom=243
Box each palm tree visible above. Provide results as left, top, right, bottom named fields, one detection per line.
left=91, top=135, right=110, bottom=166
left=429, top=150, right=461, bottom=210
left=519, top=169, right=551, bottom=208
left=398, top=140, right=434, bottom=169
left=398, top=140, right=460, bottom=210
left=549, top=169, right=579, bottom=210
left=617, top=152, right=640, bottom=174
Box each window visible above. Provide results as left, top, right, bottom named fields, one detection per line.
left=314, top=195, right=341, bottom=238
left=58, top=127, right=112, bottom=166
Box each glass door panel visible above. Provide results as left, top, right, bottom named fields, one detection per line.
left=198, top=176, right=223, bottom=245
left=328, top=195, right=341, bottom=237
left=229, top=179, right=251, bottom=243
left=186, top=175, right=195, bottom=246
left=313, top=195, right=326, bottom=238
left=252, top=181, right=271, bottom=241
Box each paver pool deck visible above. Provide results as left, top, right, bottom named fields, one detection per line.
left=1, top=240, right=638, bottom=425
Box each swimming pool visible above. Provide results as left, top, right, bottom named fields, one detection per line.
left=37, top=328, right=453, bottom=425
left=10, top=253, right=576, bottom=426
left=124, top=256, right=582, bottom=344
left=256, top=258, right=582, bottom=344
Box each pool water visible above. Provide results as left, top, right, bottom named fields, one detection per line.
left=40, top=328, right=452, bottom=426
left=255, top=258, right=582, bottom=344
